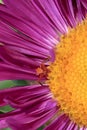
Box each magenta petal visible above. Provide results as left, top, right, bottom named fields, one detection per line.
left=0, top=1, right=87, bottom=129
left=81, top=0, right=87, bottom=10
left=6, top=100, right=58, bottom=130
left=0, top=84, right=49, bottom=106
left=45, top=114, right=70, bottom=130
left=45, top=114, right=79, bottom=130
left=0, top=20, right=53, bottom=80
left=0, top=0, right=87, bottom=81
left=0, top=84, right=58, bottom=130
left=0, top=119, right=8, bottom=129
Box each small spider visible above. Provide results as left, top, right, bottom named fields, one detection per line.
left=36, top=57, right=50, bottom=85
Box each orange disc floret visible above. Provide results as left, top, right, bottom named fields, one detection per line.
left=47, top=18, right=87, bottom=126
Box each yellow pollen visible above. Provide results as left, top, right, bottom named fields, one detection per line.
left=47, top=18, right=87, bottom=126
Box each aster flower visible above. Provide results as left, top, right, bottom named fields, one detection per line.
left=0, top=0, right=87, bottom=130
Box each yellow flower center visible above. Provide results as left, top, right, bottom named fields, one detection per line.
left=47, top=19, right=87, bottom=126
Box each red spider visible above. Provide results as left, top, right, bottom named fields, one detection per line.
left=36, top=57, right=50, bottom=85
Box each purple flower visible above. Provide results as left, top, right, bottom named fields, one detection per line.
left=0, top=0, right=87, bottom=130
left=0, top=0, right=86, bottom=81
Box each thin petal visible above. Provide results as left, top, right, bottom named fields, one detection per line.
left=45, top=114, right=70, bottom=130
left=0, top=119, right=8, bottom=129
left=0, top=0, right=87, bottom=81
left=0, top=85, right=58, bottom=130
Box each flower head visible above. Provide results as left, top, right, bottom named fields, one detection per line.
left=0, top=0, right=87, bottom=130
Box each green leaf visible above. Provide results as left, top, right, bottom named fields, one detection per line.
left=13, top=80, right=28, bottom=86
left=38, top=125, right=45, bottom=130
left=0, top=80, right=15, bottom=90
left=2, top=128, right=11, bottom=130
left=0, top=0, right=2, bottom=3
left=0, top=105, right=14, bottom=113
left=0, top=81, right=14, bottom=113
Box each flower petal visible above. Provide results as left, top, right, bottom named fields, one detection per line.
left=45, top=114, right=79, bottom=130
left=0, top=84, right=58, bottom=130
left=45, top=114, right=69, bottom=130
left=0, top=0, right=87, bottom=81
left=0, top=119, right=8, bottom=129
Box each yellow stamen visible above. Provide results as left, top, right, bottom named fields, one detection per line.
left=47, top=18, right=87, bottom=126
